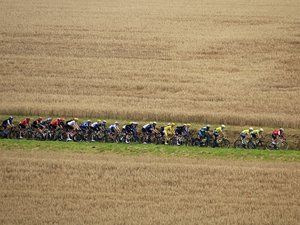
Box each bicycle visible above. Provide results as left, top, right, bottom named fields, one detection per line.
left=265, top=138, right=288, bottom=150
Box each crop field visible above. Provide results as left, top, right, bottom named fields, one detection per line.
left=0, top=143, right=300, bottom=225
left=0, top=0, right=300, bottom=128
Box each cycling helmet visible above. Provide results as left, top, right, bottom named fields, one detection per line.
left=115, top=121, right=119, bottom=124
left=38, top=117, right=43, bottom=120
left=187, top=123, right=191, bottom=127
left=87, top=120, right=91, bottom=123
left=47, top=117, right=52, bottom=121
left=74, top=118, right=79, bottom=121
left=9, top=116, right=13, bottom=119
left=249, top=127, right=253, bottom=131
left=97, top=119, right=101, bottom=122
left=221, top=124, right=226, bottom=128
left=153, top=121, right=157, bottom=124
left=206, top=124, right=211, bottom=128
left=259, top=128, right=264, bottom=132
left=26, top=117, right=30, bottom=120
left=280, top=128, right=284, bottom=132
left=171, top=123, right=175, bottom=126
left=132, top=122, right=138, bottom=125
left=102, top=120, right=107, bottom=123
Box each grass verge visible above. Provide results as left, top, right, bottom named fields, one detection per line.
left=0, top=139, right=299, bottom=161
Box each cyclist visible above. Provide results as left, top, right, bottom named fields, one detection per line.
left=50, top=118, right=65, bottom=130
left=175, top=124, right=190, bottom=145
left=90, top=120, right=103, bottom=141
left=142, top=122, right=157, bottom=144
left=159, top=123, right=170, bottom=136
left=1, top=116, right=14, bottom=137
left=19, top=117, right=31, bottom=138
left=213, top=124, right=226, bottom=147
left=65, top=118, right=80, bottom=141
left=240, top=127, right=254, bottom=147
left=198, top=124, right=211, bottom=145
left=39, top=117, right=52, bottom=129
left=163, top=123, right=176, bottom=145
left=2, top=116, right=14, bottom=129
left=31, top=117, right=43, bottom=132
left=251, top=128, right=264, bottom=144
left=80, top=120, right=92, bottom=130
left=124, top=122, right=138, bottom=143
left=99, top=120, right=107, bottom=132
left=91, top=120, right=102, bottom=131
left=272, top=128, right=285, bottom=148
left=108, top=121, right=120, bottom=140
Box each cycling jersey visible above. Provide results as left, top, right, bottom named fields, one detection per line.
left=273, top=129, right=283, bottom=136
left=175, top=126, right=188, bottom=136
left=198, top=127, right=209, bottom=137
left=80, top=121, right=91, bottom=130
left=142, top=124, right=155, bottom=133
left=19, top=119, right=30, bottom=126
left=2, top=118, right=13, bottom=128
left=241, top=129, right=250, bottom=135
left=251, top=130, right=261, bottom=138
left=125, top=124, right=134, bottom=133
left=109, top=124, right=119, bottom=133
left=216, top=127, right=223, bottom=133
left=163, top=125, right=175, bottom=136
left=91, top=122, right=101, bottom=131
left=67, top=120, right=77, bottom=128
left=32, top=119, right=42, bottom=128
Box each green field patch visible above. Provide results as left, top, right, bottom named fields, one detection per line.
left=0, top=139, right=299, bottom=162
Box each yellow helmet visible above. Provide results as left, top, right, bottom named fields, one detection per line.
left=97, top=119, right=101, bottom=122
left=187, top=123, right=191, bottom=127
left=171, top=123, right=175, bottom=127
left=74, top=118, right=79, bottom=121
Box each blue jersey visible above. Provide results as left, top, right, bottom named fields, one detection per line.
left=80, top=122, right=91, bottom=129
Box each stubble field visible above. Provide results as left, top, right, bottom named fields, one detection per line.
left=0, top=0, right=300, bottom=128
left=0, top=148, right=299, bottom=225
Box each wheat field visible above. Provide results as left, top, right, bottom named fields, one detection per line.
left=0, top=0, right=299, bottom=127
left=0, top=149, right=299, bottom=225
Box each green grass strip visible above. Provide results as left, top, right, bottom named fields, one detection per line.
left=0, top=139, right=299, bottom=161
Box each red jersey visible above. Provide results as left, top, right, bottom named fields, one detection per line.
left=19, top=119, right=30, bottom=126
left=273, top=129, right=283, bottom=136
left=50, top=119, right=59, bottom=127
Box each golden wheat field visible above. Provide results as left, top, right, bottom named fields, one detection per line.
left=0, top=0, right=299, bottom=128
left=0, top=149, right=299, bottom=225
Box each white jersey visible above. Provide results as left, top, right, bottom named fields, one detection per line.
left=91, top=122, right=100, bottom=128
left=109, top=124, right=118, bottom=129
left=67, top=120, right=77, bottom=127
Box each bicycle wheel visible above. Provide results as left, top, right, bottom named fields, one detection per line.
left=193, top=139, right=202, bottom=147
left=278, top=141, right=289, bottom=150
left=247, top=141, right=256, bottom=149
left=220, top=138, right=230, bottom=148
left=234, top=139, right=243, bottom=149
left=265, top=141, right=275, bottom=150
left=256, top=141, right=266, bottom=150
